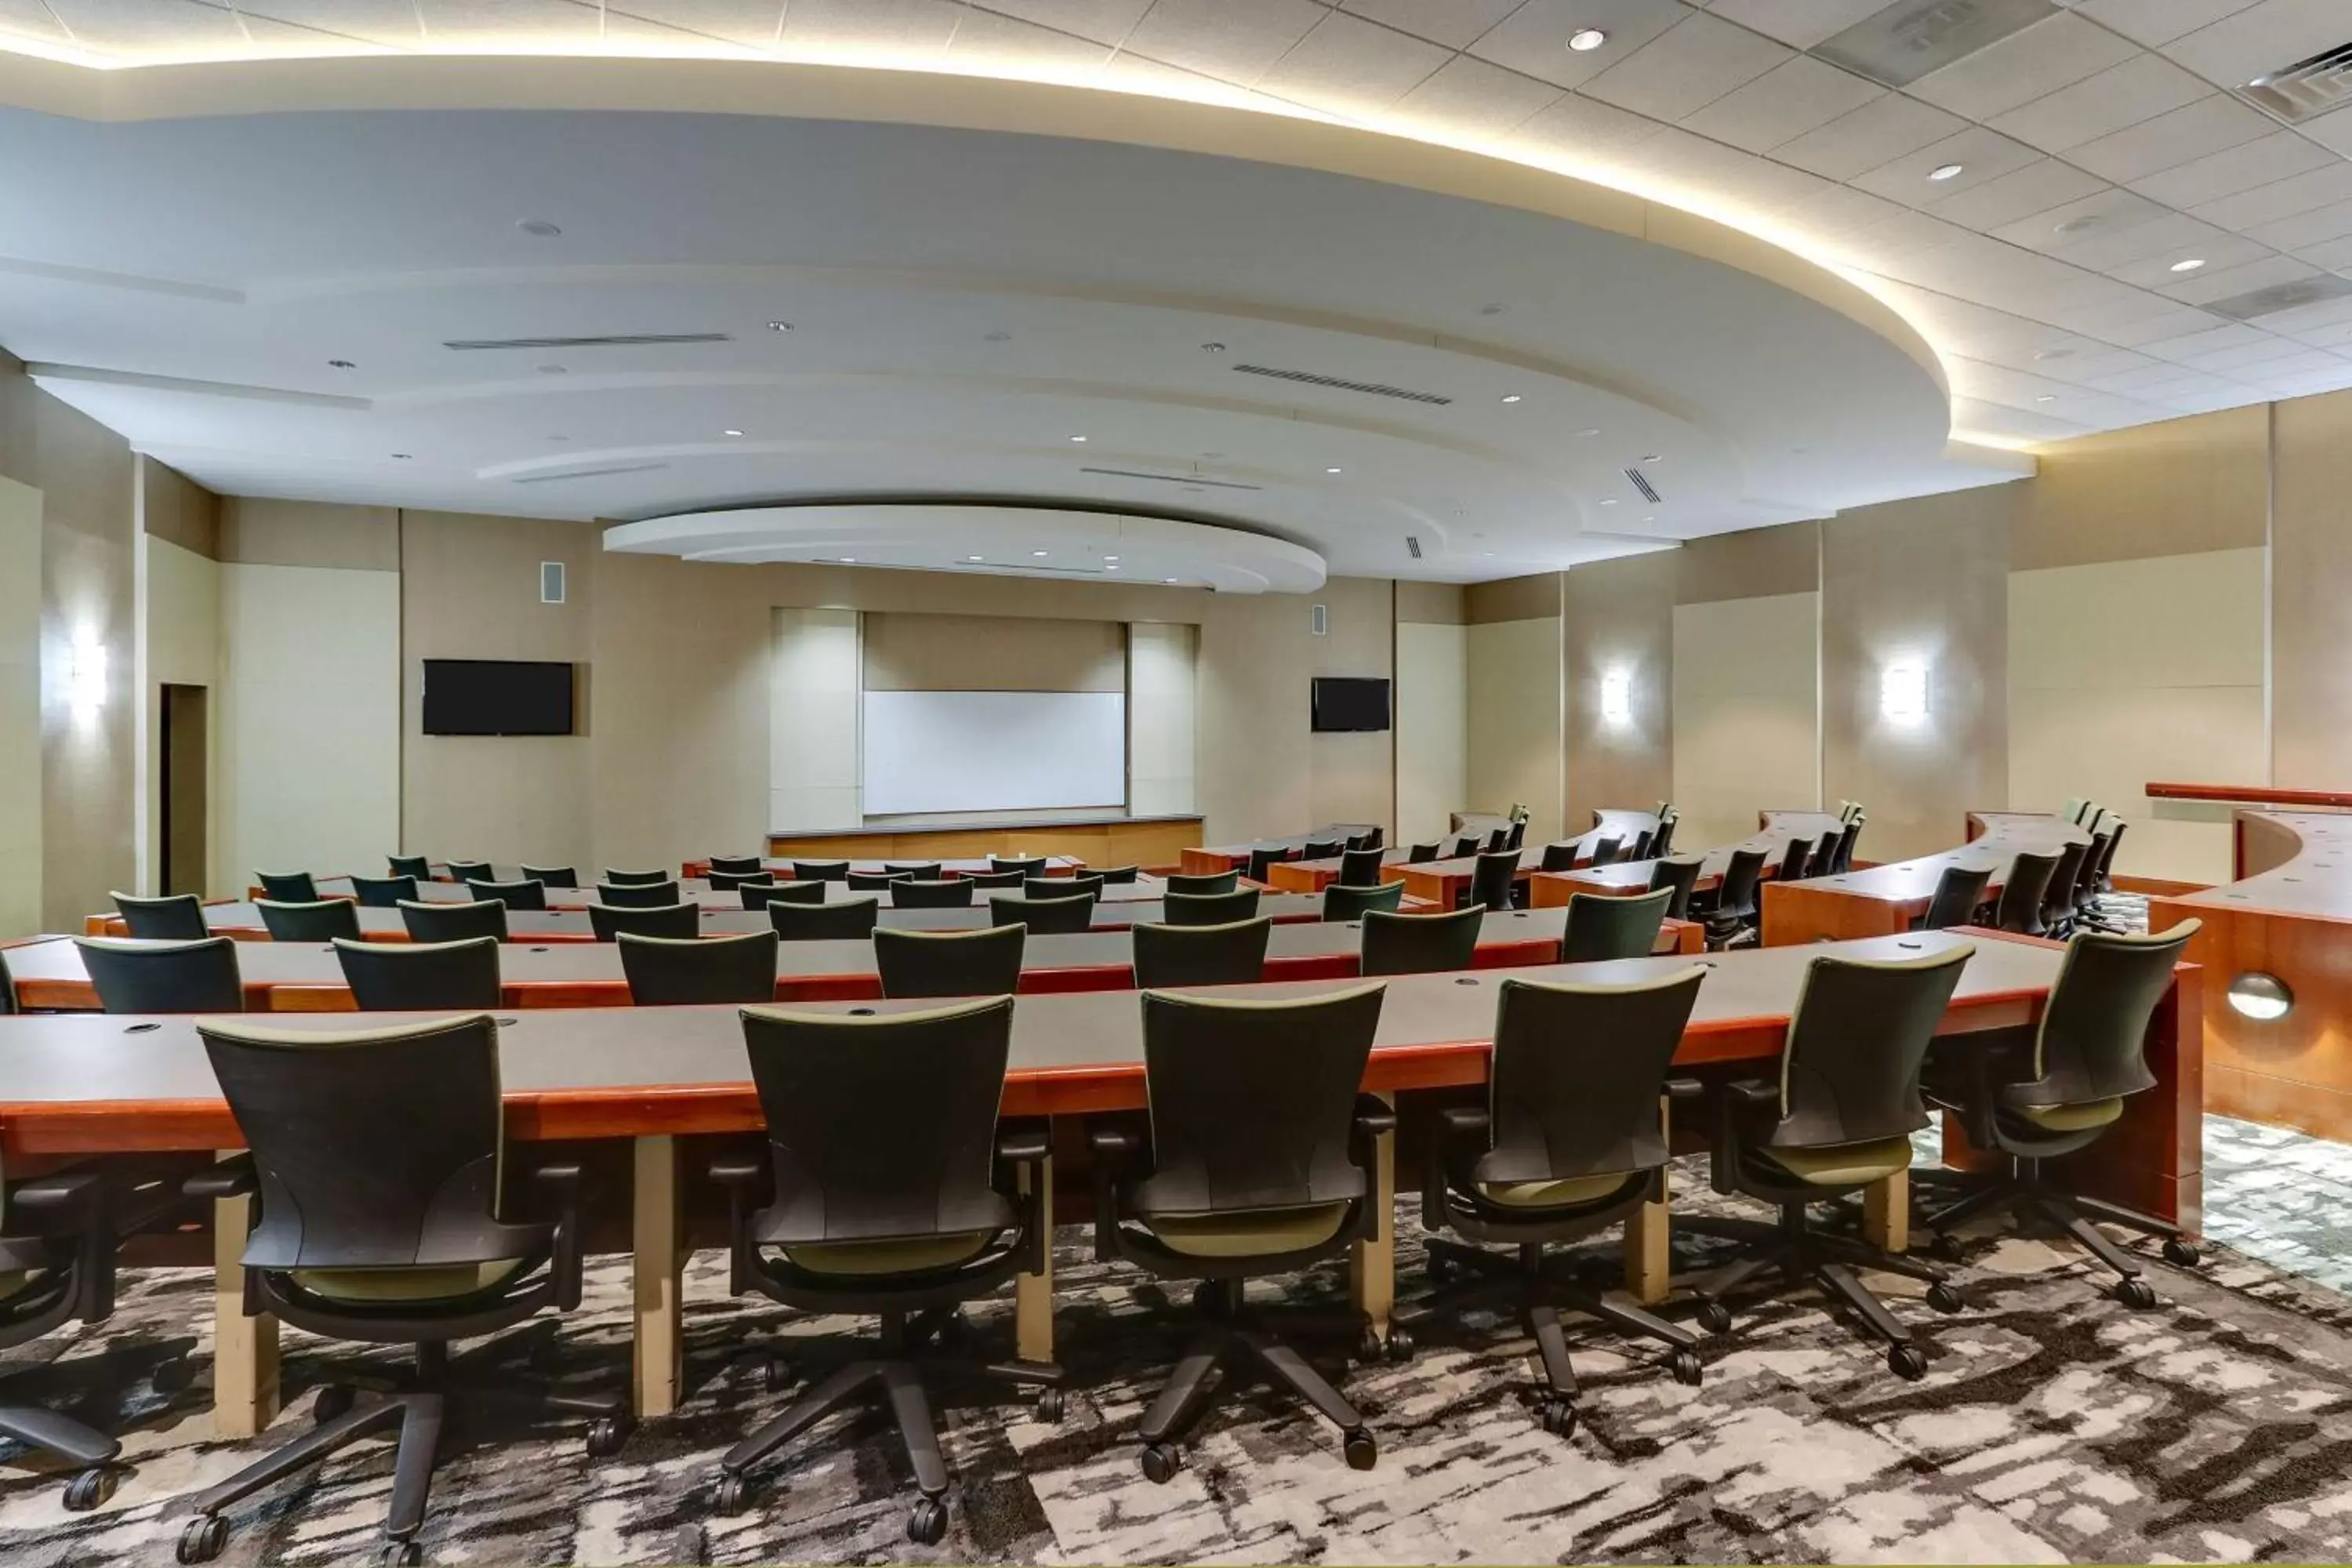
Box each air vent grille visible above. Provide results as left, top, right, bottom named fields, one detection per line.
left=512, top=461, right=671, bottom=484
left=444, top=333, right=730, bottom=350
left=2204, top=274, right=2352, bottom=321
left=1624, top=467, right=1662, bottom=504
left=1813, top=0, right=2056, bottom=89
left=1405, top=535, right=1422, bottom=560
left=1081, top=466, right=1264, bottom=492
left=2239, top=42, right=2352, bottom=123
left=1229, top=364, right=1454, bottom=405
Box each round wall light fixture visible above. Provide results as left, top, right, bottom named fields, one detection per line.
left=2227, top=971, right=2293, bottom=1021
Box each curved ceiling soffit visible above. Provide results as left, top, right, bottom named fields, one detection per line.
left=0, top=50, right=1952, bottom=408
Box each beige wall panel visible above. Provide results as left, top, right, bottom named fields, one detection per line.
left=1466, top=572, right=1561, bottom=625
left=142, top=460, right=219, bottom=560
left=769, top=607, right=862, bottom=834
left=143, top=537, right=221, bottom=894
left=862, top=611, right=1123, bottom=693
left=1396, top=620, right=1468, bottom=848
left=219, top=497, right=400, bottom=571
left=1395, top=580, right=1465, bottom=625
left=2013, top=405, right=2267, bottom=572
left=2274, top=390, right=2352, bottom=792
left=1563, top=551, right=1673, bottom=830
left=1127, top=620, right=1197, bottom=819
left=219, top=563, right=401, bottom=886
left=2009, top=548, right=2267, bottom=691
left=0, top=477, right=40, bottom=939
left=1673, top=592, right=1817, bottom=852
left=1305, top=578, right=1397, bottom=835
left=1468, top=616, right=1563, bottom=843
left=1676, top=522, right=1817, bottom=604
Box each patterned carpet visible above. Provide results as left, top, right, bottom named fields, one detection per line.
left=2, top=1117, right=2351, bottom=1566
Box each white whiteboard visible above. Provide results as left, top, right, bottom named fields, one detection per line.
left=862, top=691, right=1127, bottom=815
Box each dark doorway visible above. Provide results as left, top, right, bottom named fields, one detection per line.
left=160, top=684, right=208, bottom=897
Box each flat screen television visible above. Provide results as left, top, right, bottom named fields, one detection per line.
left=422, top=659, right=576, bottom=736
left=1312, top=677, right=1391, bottom=733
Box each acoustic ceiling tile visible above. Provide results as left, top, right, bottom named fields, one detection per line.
left=1678, top=53, right=1882, bottom=151
left=1987, top=53, right=2214, bottom=154
left=1385, top=55, right=1564, bottom=140
left=1768, top=89, right=1965, bottom=179
left=1116, top=0, right=1327, bottom=82
left=1848, top=125, right=2043, bottom=206
left=1909, top=12, right=2139, bottom=122
left=1986, top=184, right=2169, bottom=254
left=1465, top=0, right=1686, bottom=93
left=2070, top=0, right=2262, bottom=49
left=1581, top=10, right=1792, bottom=124
left=2129, top=131, right=2341, bottom=209
left=2162, top=0, right=2352, bottom=93
left=1338, top=0, right=1527, bottom=51
left=1925, top=157, right=2109, bottom=231
left=1254, top=10, right=1453, bottom=118
left=1701, top=0, right=1897, bottom=50
left=2060, top=93, right=2279, bottom=183
left=967, top=0, right=1156, bottom=47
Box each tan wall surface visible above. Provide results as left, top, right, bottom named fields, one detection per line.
left=1468, top=615, right=1563, bottom=842
left=143, top=536, right=220, bottom=895
left=220, top=497, right=401, bottom=571
left=1303, top=578, right=1397, bottom=836
left=142, top=461, right=219, bottom=561
left=1127, top=619, right=1197, bottom=818
left=1677, top=523, right=1818, bottom=605
left=862, top=612, right=1123, bottom=693
left=1466, top=572, right=1561, bottom=624
left=1563, top=550, right=1674, bottom=829
left=0, top=477, right=40, bottom=940
left=2013, top=405, right=2267, bottom=572
left=1396, top=619, right=1468, bottom=848
left=1673, top=591, right=1819, bottom=851
left=2274, top=391, right=2352, bottom=792
left=1396, top=580, right=1466, bottom=625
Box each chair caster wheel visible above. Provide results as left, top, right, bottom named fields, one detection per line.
left=1191, top=1281, right=1224, bottom=1316
left=1537, top=1397, right=1577, bottom=1438
left=2164, top=1239, right=2201, bottom=1269
left=313, top=1384, right=354, bottom=1425
left=1927, top=1232, right=1965, bottom=1264
left=1385, top=1326, right=1415, bottom=1363
left=1697, top=1300, right=1732, bottom=1335
left=2114, top=1276, right=2157, bottom=1310
left=1667, top=1348, right=1703, bottom=1387
left=1140, top=1443, right=1180, bottom=1484
left=1926, top=1282, right=1964, bottom=1315
left=64, top=1465, right=118, bottom=1512
left=761, top=1356, right=791, bottom=1393
left=376, top=1539, right=422, bottom=1567
left=1425, top=1253, right=1457, bottom=1287
left=153, top=1356, right=197, bottom=1396
left=1342, top=1428, right=1378, bottom=1470
left=585, top=1415, right=631, bottom=1459
left=1886, top=1343, right=1927, bottom=1381
left=176, top=1515, right=227, bottom=1564
left=907, top=1497, right=948, bottom=1545
left=1034, top=1387, right=1065, bottom=1423
left=1356, top=1327, right=1386, bottom=1363
left=715, top=1472, right=753, bottom=1515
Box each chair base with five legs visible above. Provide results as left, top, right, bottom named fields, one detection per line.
left=1683, top=1203, right=1962, bottom=1381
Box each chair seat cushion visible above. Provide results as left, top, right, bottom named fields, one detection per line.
left=1752, top=1135, right=1915, bottom=1187
left=2003, top=1097, right=2125, bottom=1133
left=779, top=1231, right=995, bottom=1277
left=1474, top=1172, right=1632, bottom=1209
left=1144, top=1202, right=1349, bottom=1258
left=290, top=1257, right=527, bottom=1304
left=0, top=1268, right=45, bottom=1304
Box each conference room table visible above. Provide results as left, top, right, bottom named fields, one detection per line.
left=1363, top=810, right=1664, bottom=910
left=1762, top=812, right=2090, bottom=946
left=1178, top=825, right=1383, bottom=877
left=299, top=873, right=1172, bottom=910
left=0, top=927, right=2199, bottom=1439
left=13, top=906, right=1695, bottom=1012
left=1531, top=809, right=1848, bottom=906
left=677, top=855, right=1089, bottom=881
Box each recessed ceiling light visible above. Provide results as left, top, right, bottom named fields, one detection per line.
left=1599, top=497, right=1618, bottom=506
left=1033, top=550, right=1049, bottom=557
left=1326, top=466, right=1343, bottom=474
left=517, top=219, right=562, bottom=237
left=1642, top=516, right=1654, bottom=522
left=722, top=428, right=745, bottom=437
left=1201, top=342, right=1226, bottom=354
left=1479, top=303, right=1506, bottom=316
left=1575, top=428, right=1600, bottom=437
left=1069, top=435, right=1087, bottom=443
left=1105, top=555, right=1120, bottom=562
left=2171, top=257, right=2207, bottom=273
left=2035, top=394, right=2058, bottom=402
left=390, top=452, right=412, bottom=460
left=1927, top=163, right=1965, bottom=182
left=2033, top=348, right=2074, bottom=361
left=1642, top=453, right=1662, bottom=463
left=1105, top=566, right=1120, bottom=572
left=1501, top=394, right=1523, bottom=404
left=768, top=321, right=793, bottom=332
left=2053, top=216, right=2100, bottom=235
left=1163, top=578, right=1178, bottom=584
left=1567, top=27, right=1606, bottom=51
left=328, top=358, right=355, bottom=369
left=967, top=555, right=984, bottom=562
left=838, top=557, right=855, bottom=564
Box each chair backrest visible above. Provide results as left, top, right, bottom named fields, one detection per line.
left=350, top=874, right=419, bottom=909
left=1634, top=829, right=1660, bottom=861
left=1245, top=846, right=1292, bottom=884
left=743, top=880, right=826, bottom=910
left=589, top=901, right=701, bottom=941
left=519, top=865, right=579, bottom=889
left=706, top=869, right=776, bottom=891
left=1093, top=864, right=1142, bottom=884
left=1919, top=863, right=1994, bottom=930
left=892, top=878, right=976, bottom=909
left=769, top=896, right=881, bottom=941
left=1025, top=873, right=1105, bottom=903
left=1587, top=837, right=1621, bottom=869
left=445, top=860, right=494, bottom=885
left=1323, top=881, right=1406, bottom=921
left=1160, top=887, right=1261, bottom=927
left=873, top=924, right=1025, bottom=1000
left=1468, top=850, right=1519, bottom=913
left=618, top=931, right=779, bottom=1005
left=1484, top=829, right=1510, bottom=854
left=2094, top=821, right=2127, bottom=889
left=1650, top=816, right=1677, bottom=858
left=793, top=860, right=851, bottom=883
left=1449, top=834, right=1480, bottom=858
left=1770, top=946, right=1972, bottom=1149
left=1406, top=840, right=1442, bottom=864
left=387, top=855, right=433, bottom=881
left=256, top=898, right=364, bottom=943
left=1504, top=821, right=1526, bottom=851
left=964, top=868, right=1029, bottom=888
left=1301, top=838, right=1344, bottom=860
left=1132, top=916, right=1272, bottom=988
left=597, top=880, right=681, bottom=909
left=738, top=996, right=1015, bottom=1247
left=1646, top=856, right=1704, bottom=920
left=1360, top=904, right=1485, bottom=976
left=468, top=878, right=548, bottom=911
left=1345, top=832, right=1374, bottom=852
left=602, top=868, right=673, bottom=886
left=991, top=893, right=1098, bottom=934
left=1776, top=837, right=1814, bottom=884
left=989, top=856, right=1049, bottom=877
left=113, top=891, right=211, bottom=941
left=75, top=936, right=244, bottom=1013
left=1806, top=835, right=1840, bottom=878
left=709, top=855, right=764, bottom=877
left=1164, top=869, right=1238, bottom=896
left=198, top=1014, right=516, bottom=1275
left=0, top=949, right=13, bottom=1014
left=1994, top=851, right=2058, bottom=935
left=2073, top=831, right=2111, bottom=906
left=256, top=870, right=318, bottom=903
left=1539, top=842, right=1579, bottom=873
left=1132, top=983, right=1386, bottom=1218
left=334, top=936, right=501, bottom=1011
left=1831, top=820, right=1862, bottom=873
left=847, top=869, right=913, bottom=891
left=1563, top=887, right=1672, bottom=962
left=880, top=861, right=944, bottom=880
left=2060, top=797, right=2087, bottom=824
left=398, top=898, right=509, bottom=944
left=2038, top=841, right=2090, bottom=924
left=2017, top=922, right=2200, bottom=1108
left=1336, top=847, right=1387, bottom=887
left=1714, top=848, right=1769, bottom=919
left=1478, top=968, right=1708, bottom=1185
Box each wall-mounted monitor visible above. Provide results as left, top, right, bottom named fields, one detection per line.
left=1311, top=676, right=1391, bottom=733
left=422, top=659, right=576, bottom=736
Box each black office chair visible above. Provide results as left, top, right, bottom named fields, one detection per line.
left=2038, top=841, right=2090, bottom=938
left=1806, top=836, right=1839, bottom=879
left=1562, top=888, right=1671, bottom=962
left=597, top=880, right=681, bottom=909
left=892, top=879, right=975, bottom=909
left=964, top=869, right=1029, bottom=889
left=445, top=860, right=494, bottom=886
left=770, top=897, right=882, bottom=941
left=873, top=924, right=1025, bottom=1000
left=1700, top=848, right=1769, bottom=951
left=1160, top=887, right=1261, bottom=927
left=710, top=855, right=765, bottom=877
left=467, top=879, right=548, bottom=912
left=847, top=870, right=913, bottom=892
left=1647, top=856, right=1704, bottom=920
left=1301, top=838, right=1344, bottom=861
left=1449, top=835, right=1480, bottom=858
left=350, top=875, right=419, bottom=909
left=112, top=891, right=211, bottom=941
left=793, top=860, right=851, bottom=884
left=1831, top=820, right=1863, bottom=874
left=589, top=901, right=701, bottom=942
left=0, top=949, right=11, bottom=1013
left=1343, top=831, right=1374, bottom=853
left=387, top=855, right=433, bottom=882
left=1585, top=837, right=1621, bottom=869
left=1775, top=837, right=1814, bottom=886
left=1244, top=847, right=1293, bottom=884
left=519, top=865, right=579, bottom=890
left=1504, top=821, right=1525, bottom=851
left=743, top=880, right=826, bottom=911
left=74, top=937, right=242, bottom=1013
left=989, top=856, right=1048, bottom=877
left=1091, top=864, right=1142, bottom=884
left=602, top=868, right=672, bottom=886
left=1627, top=830, right=1654, bottom=862
left=398, top=898, right=508, bottom=945
left=177, top=1015, right=623, bottom=1565
left=707, top=869, right=776, bottom=892
left=1025, top=873, right=1105, bottom=903
left=1538, top=843, right=1580, bottom=873
left=334, top=938, right=501, bottom=1011
left=1922, top=923, right=2205, bottom=1306
left=1406, top=841, right=1442, bottom=864
left=1468, top=851, right=1519, bottom=913
left=1409, top=970, right=1708, bottom=1433
left=1993, top=851, right=2059, bottom=936
left=1688, top=946, right=1973, bottom=1380
left=1091, top=984, right=1391, bottom=1479
left=1482, top=829, right=1508, bottom=854
left=256, top=871, right=319, bottom=903
left=882, top=862, right=943, bottom=881
left=2093, top=821, right=2127, bottom=894
left=989, top=893, right=1096, bottom=935
left=1323, top=881, right=1405, bottom=921
left=2072, top=830, right=2112, bottom=916
left=1916, top=864, right=1994, bottom=931
left=256, top=898, right=363, bottom=943
left=1650, top=816, right=1677, bottom=858
left=1164, top=870, right=1238, bottom=896
left=1360, top=905, right=1483, bottom=976
left=710, top=998, right=1062, bottom=1541
left=618, top=931, right=779, bottom=1005
left=1131, top=917, right=1271, bottom=988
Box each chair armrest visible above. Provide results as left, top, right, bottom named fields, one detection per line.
left=1664, top=1076, right=1705, bottom=1102
left=1088, top=1120, right=1148, bottom=1262
left=1352, top=1094, right=1399, bottom=1138
left=521, top=1161, right=588, bottom=1312
left=8, top=1167, right=105, bottom=1218
left=183, top=1155, right=256, bottom=1200
left=706, top=1156, right=767, bottom=1188
left=1436, top=1106, right=1490, bottom=1137
left=526, top=1160, right=585, bottom=1193
left=996, top=1123, right=1051, bottom=1163
left=1726, top=1080, right=1779, bottom=1106
left=1087, top=1124, right=1145, bottom=1161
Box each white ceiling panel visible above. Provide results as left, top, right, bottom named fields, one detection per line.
left=230, top=1, right=429, bottom=47
left=1910, top=13, right=2140, bottom=122
left=944, top=9, right=1117, bottom=70
left=1254, top=10, right=1450, bottom=117
left=2191, top=162, right=2352, bottom=233
left=775, top=0, right=964, bottom=50
left=1465, top=0, right=1688, bottom=93
left=1678, top=53, right=1882, bottom=151
left=2158, top=251, right=2320, bottom=305
left=1768, top=89, right=1966, bottom=180
left=2060, top=93, right=2278, bottom=183
left=1987, top=53, right=2216, bottom=154
left=1702, top=0, right=1894, bottom=49
left=1848, top=125, right=2044, bottom=206
left=1338, top=0, right=1527, bottom=51
left=1979, top=182, right=2159, bottom=251
left=2162, top=0, right=2352, bottom=91
left=1581, top=11, right=1792, bottom=124
left=1115, top=0, right=1326, bottom=82
left=2098, top=226, right=2274, bottom=281
left=1385, top=55, right=1563, bottom=140
left=2130, top=130, right=2343, bottom=209
left=2288, top=230, right=2352, bottom=271
left=2296, top=103, right=2352, bottom=159
left=2070, top=0, right=2263, bottom=49
left=969, top=0, right=1153, bottom=45
left=1504, top=88, right=1671, bottom=162
left=1925, top=158, right=2110, bottom=232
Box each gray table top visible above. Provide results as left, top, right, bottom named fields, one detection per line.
left=321, top=873, right=1171, bottom=910
left=1195, top=826, right=1384, bottom=858
left=1548, top=810, right=1848, bottom=891
left=2166, top=810, right=2352, bottom=920
left=1796, top=813, right=2090, bottom=906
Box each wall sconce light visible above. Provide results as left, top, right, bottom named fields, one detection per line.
left=1599, top=669, right=1632, bottom=727
left=1880, top=664, right=1928, bottom=723
left=68, top=633, right=107, bottom=717
left=2227, top=971, right=2293, bottom=1022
